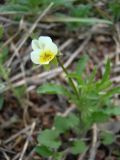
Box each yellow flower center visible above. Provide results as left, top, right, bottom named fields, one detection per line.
left=39, top=50, right=55, bottom=64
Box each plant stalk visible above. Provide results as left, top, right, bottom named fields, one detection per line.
left=57, top=56, right=79, bottom=98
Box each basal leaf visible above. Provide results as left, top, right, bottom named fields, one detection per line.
left=37, top=129, right=61, bottom=149
left=101, top=131, right=115, bottom=145
left=54, top=114, right=79, bottom=133
left=35, top=145, right=53, bottom=157
left=71, top=140, right=87, bottom=155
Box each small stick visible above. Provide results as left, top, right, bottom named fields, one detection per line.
left=4, top=125, right=31, bottom=144
left=19, top=122, right=36, bottom=160
left=2, top=151, right=10, bottom=160
left=78, top=151, right=87, bottom=160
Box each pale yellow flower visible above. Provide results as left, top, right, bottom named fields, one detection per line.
left=31, top=36, right=58, bottom=64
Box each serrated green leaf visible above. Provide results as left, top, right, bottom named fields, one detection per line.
left=101, top=131, right=115, bottom=145
left=35, top=145, right=53, bottom=157
left=37, top=83, right=70, bottom=97
left=91, top=111, right=108, bottom=123
left=71, top=140, right=87, bottom=155
left=67, top=113, right=80, bottom=127
left=0, top=96, right=4, bottom=110
left=54, top=114, right=79, bottom=133
left=37, top=129, right=61, bottom=149
left=54, top=116, right=69, bottom=133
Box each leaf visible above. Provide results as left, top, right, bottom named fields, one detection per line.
left=67, top=113, right=80, bottom=128
left=97, top=60, right=111, bottom=90
left=91, top=111, right=109, bottom=123
left=54, top=114, right=79, bottom=133
left=0, top=96, right=4, bottom=110
left=87, top=67, right=97, bottom=84
left=37, top=83, right=70, bottom=97
left=0, top=4, right=30, bottom=14
left=37, top=129, right=61, bottom=149
left=35, top=145, right=53, bottom=157
left=97, top=80, right=112, bottom=91
left=45, top=16, right=113, bottom=25
left=54, top=116, right=69, bottom=133
left=71, top=140, right=87, bottom=155
left=76, top=54, right=88, bottom=75
left=101, top=59, right=111, bottom=83
left=101, top=131, right=116, bottom=145
left=104, top=86, right=120, bottom=99
left=68, top=73, right=84, bottom=86
left=104, top=106, right=120, bottom=115
left=53, top=152, right=63, bottom=160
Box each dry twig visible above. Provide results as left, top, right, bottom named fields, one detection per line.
left=19, top=121, right=36, bottom=160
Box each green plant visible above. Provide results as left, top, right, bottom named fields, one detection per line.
left=34, top=46, right=120, bottom=159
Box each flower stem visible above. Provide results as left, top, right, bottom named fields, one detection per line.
left=57, top=56, right=79, bottom=98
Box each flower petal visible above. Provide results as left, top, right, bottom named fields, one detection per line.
left=38, top=36, right=52, bottom=49
left=30, top=49, right=41, bottom=64
left=46, top=42, right=58, bottom=55
left=31, top=39, right=40, bottom=50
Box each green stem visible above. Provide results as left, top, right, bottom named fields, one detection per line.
left=57, top=56, right=79, bottom=98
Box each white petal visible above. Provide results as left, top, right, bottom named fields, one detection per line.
left=38, top=36, right=52, bottom=49
left=31, top=39, right=40, bottom=50
left=30, top=49, right=40, bottom=64
left=46, top=42, right=58, bottom=55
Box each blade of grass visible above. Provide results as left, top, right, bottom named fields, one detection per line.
left=45, top=16, right=113, bottom=25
